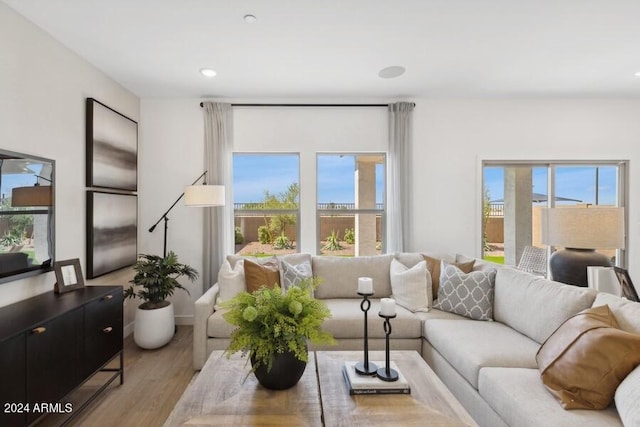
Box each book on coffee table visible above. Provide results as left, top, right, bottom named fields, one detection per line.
left=342, top=361, right=411, bottom=395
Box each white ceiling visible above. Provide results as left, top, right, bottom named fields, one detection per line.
left=5, top=0, right=640, bottom=99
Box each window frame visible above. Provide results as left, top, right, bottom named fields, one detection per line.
left=316, top=152, right=387, bottom=256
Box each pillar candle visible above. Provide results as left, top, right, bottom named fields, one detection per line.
left=380, top=298, right=396, bottom=316
left=358, top=277, right=373, bottom=294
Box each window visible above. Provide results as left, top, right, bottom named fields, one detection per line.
left=232, top=154, right=299, bottom=255
left=482, top=161, right=627, bottom=273
left=316, top=153, right=385, bottom=256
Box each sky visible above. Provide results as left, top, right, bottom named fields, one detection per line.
left=484, top=165, right=618, bottom=206
left=233, top=154, right=384, bottom=204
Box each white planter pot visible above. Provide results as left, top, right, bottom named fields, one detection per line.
left=134, top=302, right=175, bottom=349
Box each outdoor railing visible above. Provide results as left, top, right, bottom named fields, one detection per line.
left=234, top=202, right=384, bottom=210
left=488, top=203, right=504, bottom=217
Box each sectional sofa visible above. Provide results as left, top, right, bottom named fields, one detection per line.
left=193, top=252, right=639, bottom=427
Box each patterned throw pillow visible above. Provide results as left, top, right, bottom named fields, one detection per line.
left=280, top=259, right=313, bottom=292
left=434, top=262, right=496, bottom=321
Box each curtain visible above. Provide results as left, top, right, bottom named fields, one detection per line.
left=202, top=102, right=234, bottom=291
left=387, top=102, right=414, bottom=252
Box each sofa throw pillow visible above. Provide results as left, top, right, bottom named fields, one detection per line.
left=281, top=259, right=313, bottom=292
left=615, top=365, right=640, bottom=426
left=434, top=262, right=496, bottom=321
left=390, top=259, right=432, bottom=312
left=423, top=255, right=474, bottom=300
left=215, top=260, right=246, bottom=309
left=536, top=304, right=640, bottom=410
left=244, top=259, right=280, bottom=293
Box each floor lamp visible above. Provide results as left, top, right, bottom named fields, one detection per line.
left=541, top=207, right=625, bottom=287
left=148, top=171, right=225, bottom=257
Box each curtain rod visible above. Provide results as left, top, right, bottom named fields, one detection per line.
left=199, top=102, right=415, bottom=108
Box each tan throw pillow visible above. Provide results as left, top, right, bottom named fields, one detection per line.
left=423, top=255, right=474, bottom=300
left=244, top=259, right=280, bottom=293
left=536, top=305, right=640, bottom=409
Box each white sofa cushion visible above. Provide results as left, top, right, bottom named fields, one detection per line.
left=390, top=259, right=431, bottom=312
left=207, top=308, right=236, bottom=338
left=592, top=292, right=640, bottom=334
left=321, top=298, right=421, bottom=339
left=215, top=260, right=245, bottom=309
left=423, top=319, right=539, bottom=389
left=494, top=267, right=597, bottom=344
left=313, top=254, right=394, bottom=299
left=615, top=365, right=640, bottom=427
left=414, top=308, right=468, bottom=323
left=479, top=368, right=622, bottom=427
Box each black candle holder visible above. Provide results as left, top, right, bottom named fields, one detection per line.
left=355, top=292, right=378, bottom=375
left=377, top=313, right=399, bottom=382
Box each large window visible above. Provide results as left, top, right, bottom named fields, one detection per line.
left=316, top=153, right=385, bottom=256
left=483, top=161, right=627, bottom=274
left=233, top=154, right=300, bottom=256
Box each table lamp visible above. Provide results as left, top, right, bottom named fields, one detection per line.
left=541, top=207, right=624, bottom=287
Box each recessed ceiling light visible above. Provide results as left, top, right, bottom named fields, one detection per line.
left=635, top=71, right=640, bottom=77
left=200, top=68, right=217, bottom=78
left=244, top=14, right=257, bottom=23
left=378, top=66, right=406, bottom=79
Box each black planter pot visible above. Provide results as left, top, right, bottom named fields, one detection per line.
left=251, top=350, right=307, bottom=390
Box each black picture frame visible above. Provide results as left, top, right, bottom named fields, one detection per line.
left=54, top=258, right=84, bottom=293
left=87, top=191, right=137, bottom=279
left=613, top=267, right=640, bottom=302
left=86, top=98, right=138, bottom=191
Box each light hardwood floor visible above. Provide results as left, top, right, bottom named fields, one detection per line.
left=38, top=326, right=195, bottom=427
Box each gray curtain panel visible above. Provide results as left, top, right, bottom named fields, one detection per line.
left=387, top=101, right=414, bottom=252
left=202, top=102, right=234, bottom=291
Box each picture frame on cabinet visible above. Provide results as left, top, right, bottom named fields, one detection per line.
left=54, top=258, right=85, bottom=293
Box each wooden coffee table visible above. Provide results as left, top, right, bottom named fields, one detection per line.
left=316, top=351, right=477, bottom=426
left=163, top=350, right=322, bottom=426
left=165, top=350, right=476, bottom=426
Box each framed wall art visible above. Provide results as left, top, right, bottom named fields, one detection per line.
left=87, top=191, right=138, bottom=279
left=613, top=267, right=640, bottom=302
left=86, top=98, right=138, bottom=191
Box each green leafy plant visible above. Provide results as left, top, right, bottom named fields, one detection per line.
left=0, top=230, right=22, bottom=247
left=344, top=228, right=355, bottom=244
left=235, top=227, right=244, bottom=245
left=258, top=225, right=272, bottom=244
left=323, top=230, right=343, bottom=251
left=273, top=231, right=293, bottom=249
left=124, top=251, right=198, bottom=309
left=222, top=278, right=335, bottom=372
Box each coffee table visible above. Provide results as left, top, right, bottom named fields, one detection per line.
left=163, top=350, right=323, bottom=426
left=316, top=351, right=477, bottom=426
left=165, top=350, right=476, bottom=426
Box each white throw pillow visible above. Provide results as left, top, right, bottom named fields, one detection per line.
left=615, top=365, right=640, bottom=426
left=215, top=260, right=245, bottom=309
left=389, top=258, right=431, bottom=312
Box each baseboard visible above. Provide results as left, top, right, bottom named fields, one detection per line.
left=123, top=320, right=134, bottom=338
left=175, top=315, right=194, bottom=326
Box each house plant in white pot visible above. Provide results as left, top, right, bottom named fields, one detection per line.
left=124, top=251, right=198, bottom=349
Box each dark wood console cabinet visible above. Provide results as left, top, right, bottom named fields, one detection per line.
left=0, top=286, right=123, bottom=426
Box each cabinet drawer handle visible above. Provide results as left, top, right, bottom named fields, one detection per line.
left=103, top=327, right=113, bottom=334
left=32, top=326, right=47, bottom=334
left=103, top=295, right=113, bottom=301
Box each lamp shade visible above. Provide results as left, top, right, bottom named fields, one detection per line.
left=541, top=207, right=625, bottom=249
left=184, top=185, right=225, bottom=207
left=11, top=185, right=52, bottom=207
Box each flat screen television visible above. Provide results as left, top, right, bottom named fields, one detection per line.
left=0, top=149, right=54, bottom=284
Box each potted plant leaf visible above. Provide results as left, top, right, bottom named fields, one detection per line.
left=221, top=277, right=335, bottom=389
left=124, top=251, right=198, bottom=349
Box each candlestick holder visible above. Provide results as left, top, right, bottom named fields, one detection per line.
left=355, top=292, right=378, bottom=375
left=377, top=313, right=399, bottom=381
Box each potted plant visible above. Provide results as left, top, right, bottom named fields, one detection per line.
left=221, top=278, right=335, bottom=389
left=124, top=251, right=198, bottom=349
